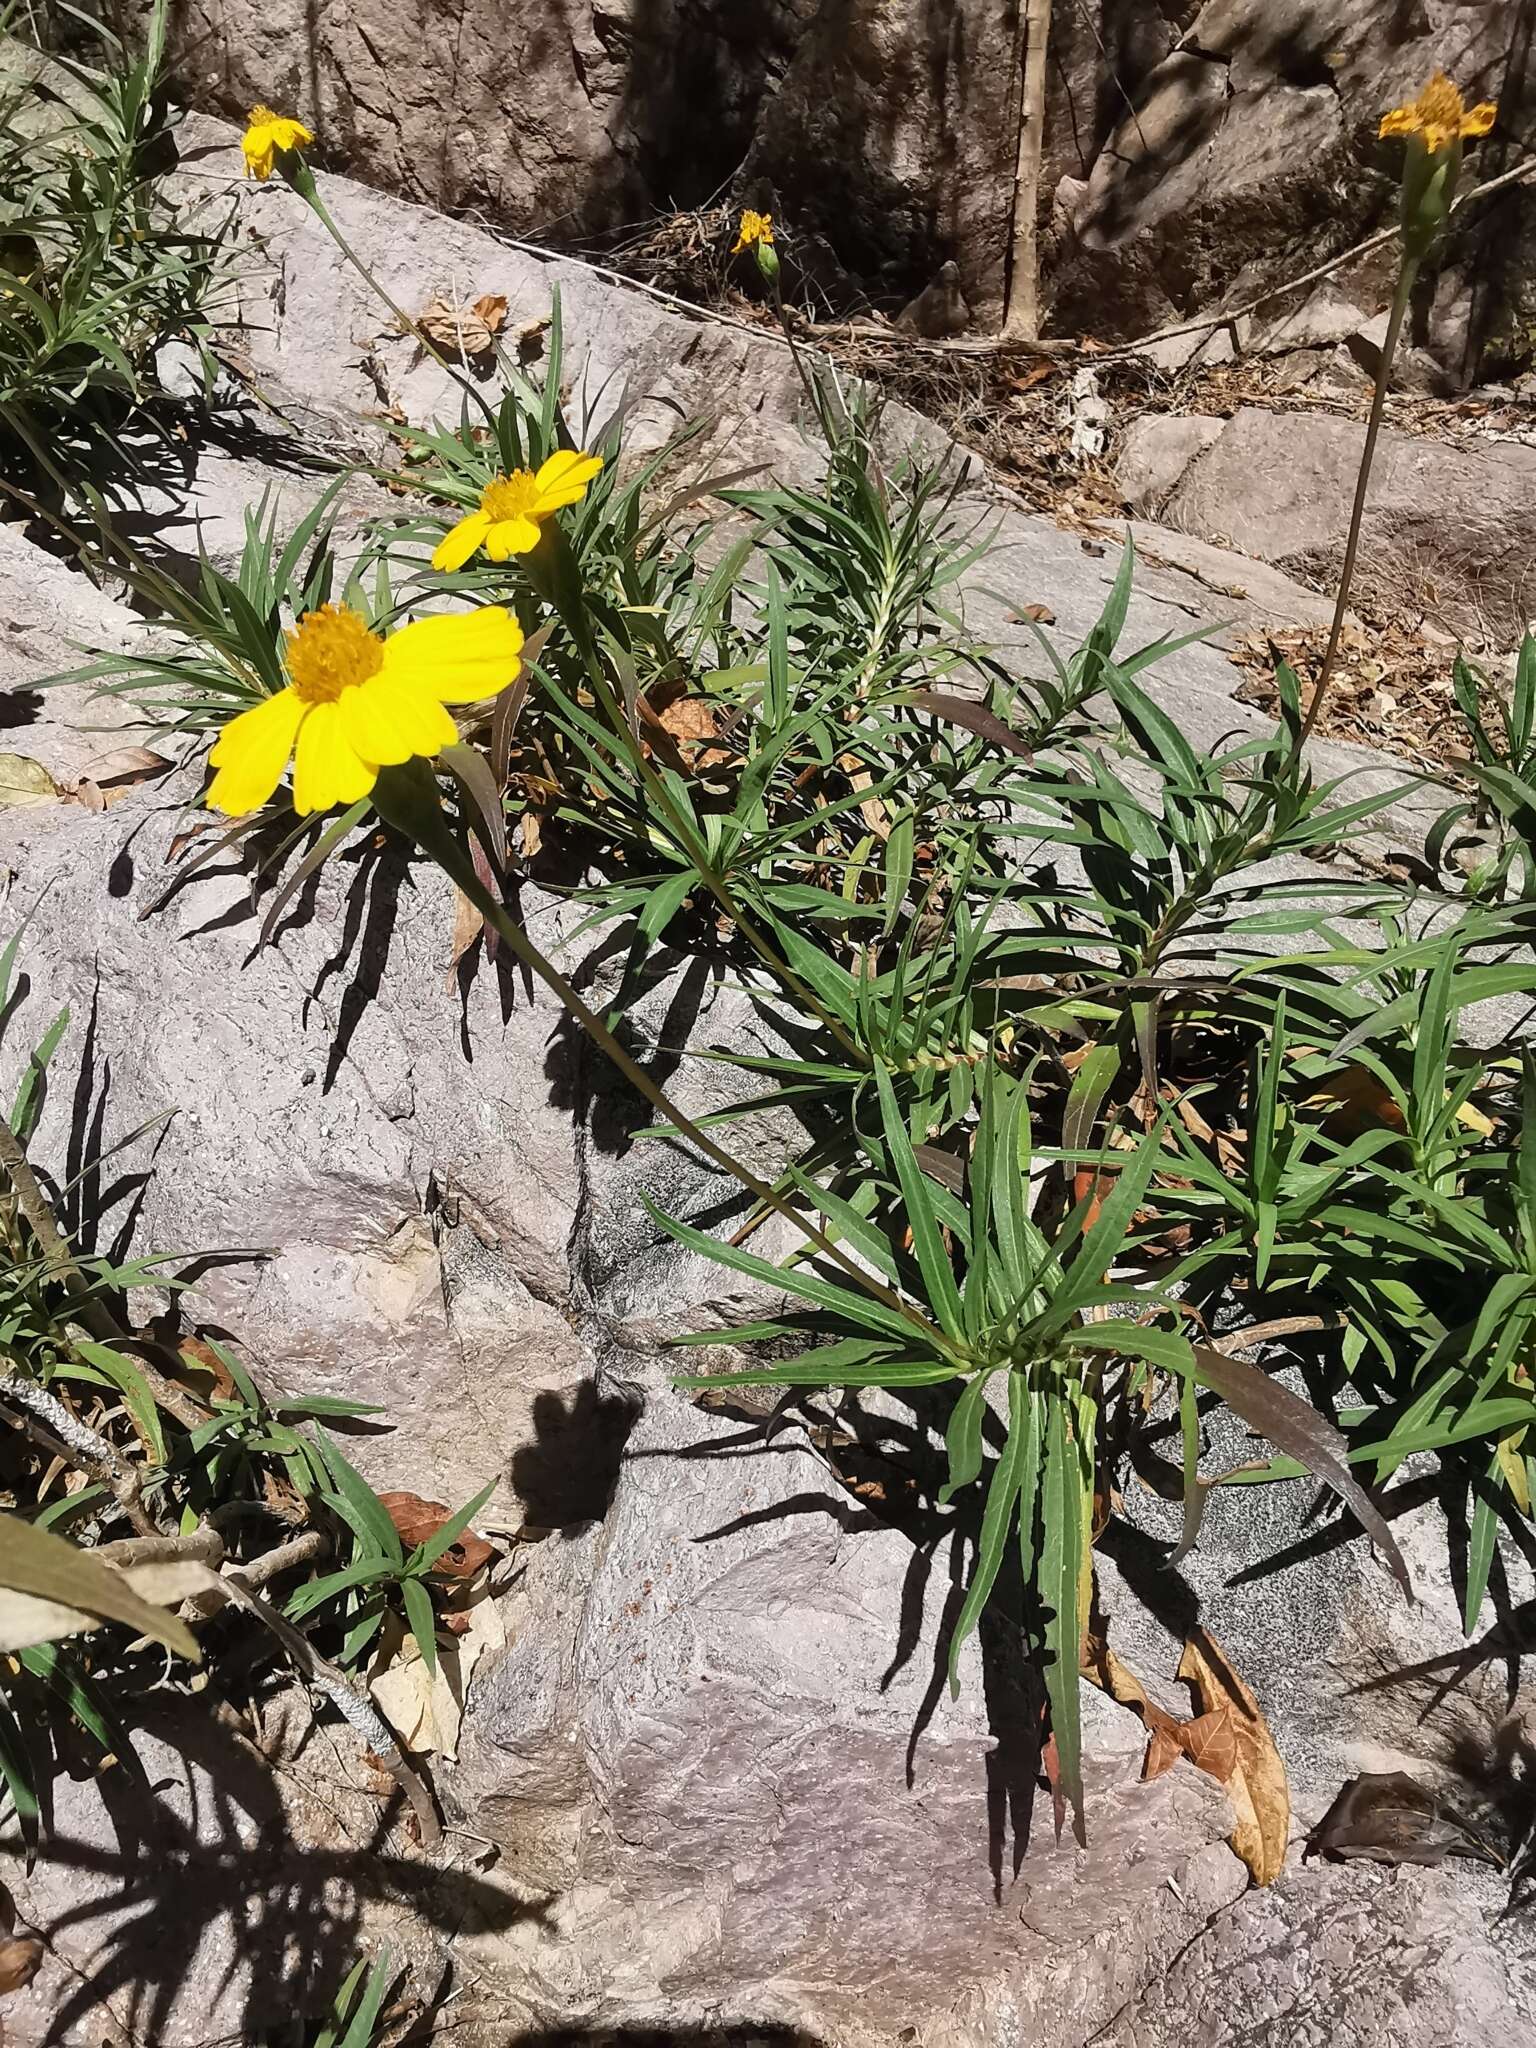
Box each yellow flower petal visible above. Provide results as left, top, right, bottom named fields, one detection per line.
left=291, top=700, right=376, bottom=814
left=484, top=516, right=544, bottom=560
left=339, top=673, right=457, bottom=762
left=532, top=449, right=604, bottom=512
left=242, top=126, right=278, bottom=181
left=380, top=608, right=525, bottom=704
left=432, top=511, right=492, bottom=573
left=1462, top=100, right=1497, bottom=138
left=205, top=688, right=306, bottom=814
left=241, top=106, right=312, bottom=181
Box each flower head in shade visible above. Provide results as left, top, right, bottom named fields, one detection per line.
left=206, top=603, right=523, bottom=816
left=1379, top=72, right=1496, bottom=155
left=731, top=209, right=775, bottom=255
left=241, top=105, right=314, bottom=181
left=430, top=450, right=603, bottom=572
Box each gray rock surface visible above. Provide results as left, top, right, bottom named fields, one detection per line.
left=152, top=0, right=1535, bottom=364
left=1096, top=1860, right=1533, bottom=2047
left=0, top=786, right=584, bottom=1512
left=447, top=1362, right=1250, bottom=2047
left=1160, top=405, right=1536, bottom=638
left=0, top=1694, right=486, bottom=2047
left=1117, top=413, right=1227, bottom=513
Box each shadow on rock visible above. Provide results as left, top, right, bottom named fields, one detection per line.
left=29, top=1700, right=548, bottom=2047
left=510, top=1380, right=642, bottom=1531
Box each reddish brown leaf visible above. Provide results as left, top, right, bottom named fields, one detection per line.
left=178, top=1336, right=237, bottom=1402
left=1143, top=1726, right=1185, bottom=1781
left=377, top=1492, right=494, bottom=1578
left=1177, top=1705, right=1239, bottom=1783
left=907, top=691, right=1033, bottom=759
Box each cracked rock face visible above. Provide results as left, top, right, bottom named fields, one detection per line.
left=1044, top=0, right=1532, bottom=366
left=157, top=0, right=1532, bottom=360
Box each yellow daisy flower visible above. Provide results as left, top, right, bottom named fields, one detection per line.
left=242, top=104, right=315, bottom=182
left=206, top=603, right=524, bottom=817
left=1379, top=72, right=1496, bottom=155
left=431, top=450, right=605, bottom=573
left=732, top=209, right=774, bottom=255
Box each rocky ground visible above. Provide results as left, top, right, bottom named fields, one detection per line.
left=2, top=102, right=1536, bottom=2048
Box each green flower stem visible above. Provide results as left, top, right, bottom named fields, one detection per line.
left=530, top=532, right=870, bottom=1066
left=1298, top=255, right=1420, bottom=748
left=280, top=155, right=499, bottom=434
left=371, top=759, right=952, bottom=1352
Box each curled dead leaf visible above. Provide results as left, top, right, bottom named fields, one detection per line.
left=445, top=886, right=485, bottom=991
left=413, top=291, right=509, bottom=359
left=1305, top=1770, right=1501, bottom=1870
left=1177, top=1628, right=1290, bottom=1885
left=66, top=747, right=171, bottom=813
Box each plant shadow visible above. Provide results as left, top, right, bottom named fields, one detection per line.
left=17, top=1696, right=548, bottom=2048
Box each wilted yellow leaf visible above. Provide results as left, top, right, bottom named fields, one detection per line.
left=0, top=754, right=58, bottom=808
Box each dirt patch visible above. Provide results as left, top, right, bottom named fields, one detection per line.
left=1227, top=615, right=1477, bottom=774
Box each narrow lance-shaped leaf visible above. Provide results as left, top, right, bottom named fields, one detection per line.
left=947, top=1369, right=1039, bottom=1694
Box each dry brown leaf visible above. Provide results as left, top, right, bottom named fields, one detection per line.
left=0, top=1557, right=220, bottom=1654
left=414, top=291, right=508, bottom=359
left=178, top=1335, right=238, bottom=1401
left=377, top=1491, right=494, bottom=1578
left=369, top=1591, right=504, bottom=1763
left=66, top=748, right=171, bottom=813
left=1143, top=1725, right=1187, bottom=1781
left=371, top=1630, right=462, bottom=1760
left=1303, top=1061, right=1407, bottom=1136
left=445, top=887, right=485, bottom=990
left=1305, top=1771, right=1500, bottom=1869
left=520, top=809, right=543, bottom=860
left=1177, top=1706, right=1239, bottom=1783
left=1177, top=1628, right=1290, bottom=1885
left=837, top=752, right=890, bottom=840
left=1081, top=1634, right=1182, bottom=1749
left=0, top=1934, right=42, bottom=1996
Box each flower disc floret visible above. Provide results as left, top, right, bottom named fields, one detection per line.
left=285, top=603, right=385, bottom=703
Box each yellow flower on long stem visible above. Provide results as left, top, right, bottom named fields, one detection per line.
left=206, top=603, right=523, bottom=816
left=732, top=209, right=774, bottom=255
left=1379, top=71, right=1496, bottom=154
left=431, top=450, right=603, bottom=572
left=241, top=104, right=315, bottom=182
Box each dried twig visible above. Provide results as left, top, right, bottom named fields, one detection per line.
left=0, top=1367, right=157, bottom=1537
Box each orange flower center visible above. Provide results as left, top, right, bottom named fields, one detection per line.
left=248, top=103, right=279, bottom=128
left=481, top=472, right=542, bottom=522
left=285, top=604, right=384, bottom=704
